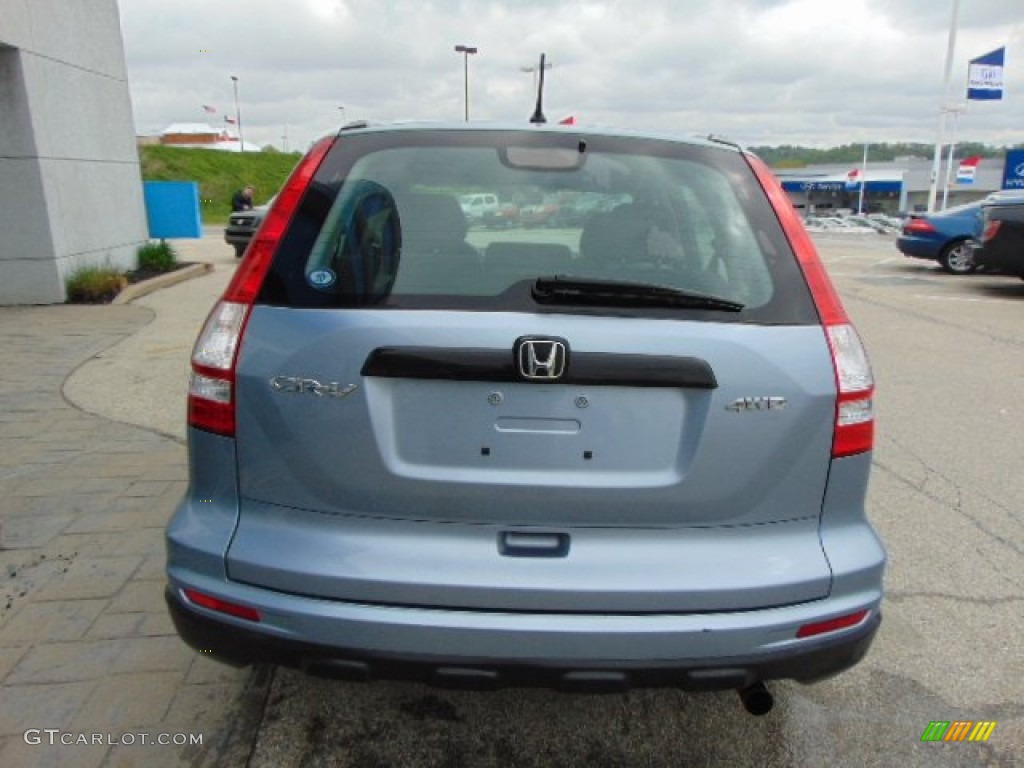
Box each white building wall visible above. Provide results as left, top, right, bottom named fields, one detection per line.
left=0, top=0, right=147, bottom=304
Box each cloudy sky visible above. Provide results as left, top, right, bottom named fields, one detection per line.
left=119, top=0, right=1024, bottom=151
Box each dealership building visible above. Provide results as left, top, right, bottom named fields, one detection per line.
left=0, top=0, right=147, bottom=305
left=774, top=153, right=1024, bottom=215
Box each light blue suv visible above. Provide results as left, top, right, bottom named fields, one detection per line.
left=166, top=123, right=884, bottom=716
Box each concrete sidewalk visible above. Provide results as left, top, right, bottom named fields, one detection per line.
left=64, top=236, right=236, bottom=441
left=0, top=236, right=258, bottom=767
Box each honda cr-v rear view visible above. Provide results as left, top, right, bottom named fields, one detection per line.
left=166, top=123, right=884, bottom=714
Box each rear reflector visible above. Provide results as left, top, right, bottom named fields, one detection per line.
left=797, top=609, right=869, bottom=639
left=183, top=588, right=261, bottom=622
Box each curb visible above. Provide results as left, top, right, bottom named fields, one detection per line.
left=113, top=262, right=215, bottom=304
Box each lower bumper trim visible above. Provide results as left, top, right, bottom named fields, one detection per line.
left=166, top=587, right=880, bottom=692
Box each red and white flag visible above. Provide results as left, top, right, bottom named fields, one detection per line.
left=956, top=156, right=981, bottom=184
left=202, top=105, right=216, bottom=114
left=558, top=115, right=576, bottom=125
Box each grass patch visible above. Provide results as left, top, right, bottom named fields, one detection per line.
left=65, top=266, right=127, bottom=304
left=139, top=145, right=302, bottom=225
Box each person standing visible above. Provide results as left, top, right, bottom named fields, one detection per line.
left=231, top=185, right=255, bottom=212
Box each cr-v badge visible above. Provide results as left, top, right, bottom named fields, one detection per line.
left=270, top=377, right=358, bottom=398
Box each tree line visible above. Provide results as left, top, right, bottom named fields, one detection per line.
left=750, top=142, right=1024, bottom=168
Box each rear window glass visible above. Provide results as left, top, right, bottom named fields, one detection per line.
left=260, top=129, right=817, bottom=324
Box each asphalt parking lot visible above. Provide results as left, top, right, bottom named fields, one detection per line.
left=1, top=230, right=1021, bottom=767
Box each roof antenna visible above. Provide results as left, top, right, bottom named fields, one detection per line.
left=529, top=53, right=548, bottom=124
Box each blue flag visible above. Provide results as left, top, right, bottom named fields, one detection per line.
left=967, top=47, right=1005, bottom=101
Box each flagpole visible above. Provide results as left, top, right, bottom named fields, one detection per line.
left=927, top=0, right=961, bottom=213
left=858, top=142, right=869, bottom=214
left=941, top=107, right=963, bottom=210
left=228, top=75, right=241, bottom=152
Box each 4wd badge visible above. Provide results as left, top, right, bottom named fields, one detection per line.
left=726, top=396, right=787, bottom=412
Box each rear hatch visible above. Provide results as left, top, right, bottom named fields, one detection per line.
left=222, top=127, right=843, bottom=613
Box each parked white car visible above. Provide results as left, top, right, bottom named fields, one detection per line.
left=459, top=193, right=500, bottom=221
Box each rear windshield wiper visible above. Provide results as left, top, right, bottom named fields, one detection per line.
left=532, top=276, right=744, bottom=312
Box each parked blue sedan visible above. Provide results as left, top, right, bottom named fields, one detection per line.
left=896, top=201, right=983, bottom=275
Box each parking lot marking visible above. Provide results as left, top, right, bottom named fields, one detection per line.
left=826, top=273, right=936, bottom=281
left=911, top=294, right=1022, bottom=305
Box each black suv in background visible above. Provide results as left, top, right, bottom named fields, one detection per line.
left=973, top=193, right=1024, bottom=279
left=224, top=198, right=273, bottom=258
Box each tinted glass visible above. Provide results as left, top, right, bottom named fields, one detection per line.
left=259, top=129, right=818, bottom=324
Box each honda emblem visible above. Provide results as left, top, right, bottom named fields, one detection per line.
left=515, top=337, right=568, bottom=381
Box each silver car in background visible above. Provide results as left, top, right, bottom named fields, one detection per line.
left=167, top=123, right=884, bottom=716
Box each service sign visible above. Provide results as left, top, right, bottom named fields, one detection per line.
left=1001, top=149, right=1024, bottom=190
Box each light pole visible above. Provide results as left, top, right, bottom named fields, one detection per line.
left=520, top=60, right=552, bottom=93
left=927, top=0, right=961, bottom=212
left=454, top=44, right=478, bottom=121
left=338, top=105, right=346, bottom=125
left=230, top=75, right=245, bottom=152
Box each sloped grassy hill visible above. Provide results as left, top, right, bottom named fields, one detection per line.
left=139, top=145, right=302, bottom=224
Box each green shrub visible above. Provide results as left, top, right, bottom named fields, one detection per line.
left=137, top=240, right=178, bottom=273
left=65, top=266, right=127, bottom=304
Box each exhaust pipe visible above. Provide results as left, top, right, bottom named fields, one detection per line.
left=737, top=681, right=773, bottom=716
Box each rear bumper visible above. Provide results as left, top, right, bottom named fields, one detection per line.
left=224, top=228, right=255, bottom=247
left=167, top=436, right=885, bottom=691
left=895, top=235, right=940, bottom=261
left=165, top=582, right=881, bottom=692
left=972, top=242, right=1024, bottom=275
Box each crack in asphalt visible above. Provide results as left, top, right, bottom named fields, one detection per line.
left=873, top=436, right=1024, bottom=562
left=877, top=433, right=1020, bottom=525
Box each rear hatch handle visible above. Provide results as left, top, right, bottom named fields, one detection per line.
left=499, top=531, right=570, bottom=558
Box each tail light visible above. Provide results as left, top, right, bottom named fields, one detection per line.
left=903, top=218, right=936, bottom=235
left=981, top=219, right=1002, bottom=242
left=825, top=324, right=874, bottom=457
left=188, top=302, right=248, bottom=436
left=187, top=135, right=335, bottom=436
left=746, top=155, right=875, bottom=458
